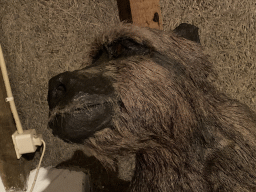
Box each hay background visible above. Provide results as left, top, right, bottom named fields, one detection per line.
left=0, top=0, right=255, bottom=170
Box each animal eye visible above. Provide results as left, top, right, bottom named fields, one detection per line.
left=92, top=49, right=104, bottom=64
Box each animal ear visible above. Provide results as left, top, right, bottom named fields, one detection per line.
left=92, top=37, right=151, bottom=63
left=173, top=23, right=200, bottom=43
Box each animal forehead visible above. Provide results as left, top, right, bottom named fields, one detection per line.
left=91, top=36, right=153, bottom=66
left=78, top=65, right=103, bottom=75
left=78, top=52, right=186, bottom=84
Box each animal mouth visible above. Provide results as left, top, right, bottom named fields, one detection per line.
left=48, top=100, right=113, bottom=143
left=73, top=102, right=109, bottom=113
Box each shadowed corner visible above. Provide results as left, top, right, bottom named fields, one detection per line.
left=55, top=150, right=130, bottom=192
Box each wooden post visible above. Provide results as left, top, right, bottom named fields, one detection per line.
left=117, top=0, right=163, bottom=30
left=0, top=49, right=29, bottom=191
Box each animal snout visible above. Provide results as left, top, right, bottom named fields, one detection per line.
left=48, top=70, right=115, bottom=110
left=48, top=71, right=75, bottom=109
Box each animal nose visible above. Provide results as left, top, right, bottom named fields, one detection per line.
left=48, top=70, right=115, bottom=110
left=48, top=71, right=74, bottom=109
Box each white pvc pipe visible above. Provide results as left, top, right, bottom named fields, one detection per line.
left=0, top=44, right=23, bottom=134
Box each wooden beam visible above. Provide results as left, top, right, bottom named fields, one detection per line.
left=0, top=49, right=29, bottom=191
left=117, top=0, right=163, bottom=30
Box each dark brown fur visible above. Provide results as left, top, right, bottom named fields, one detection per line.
left=49, top=24, right=256, bottom=191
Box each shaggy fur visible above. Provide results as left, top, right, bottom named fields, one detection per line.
left=48, top=23, right=256, bottom=192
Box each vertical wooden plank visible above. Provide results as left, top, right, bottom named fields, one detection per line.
left=117, top=0, right=163, bottom=30
left=129, top=0, right=163, bottom=29
left=0, top=55, right=29, bottom=191
left=116, top=0, right=133, bottom=23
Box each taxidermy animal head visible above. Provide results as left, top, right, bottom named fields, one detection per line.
left=48, top=23, right=256, bottom=191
